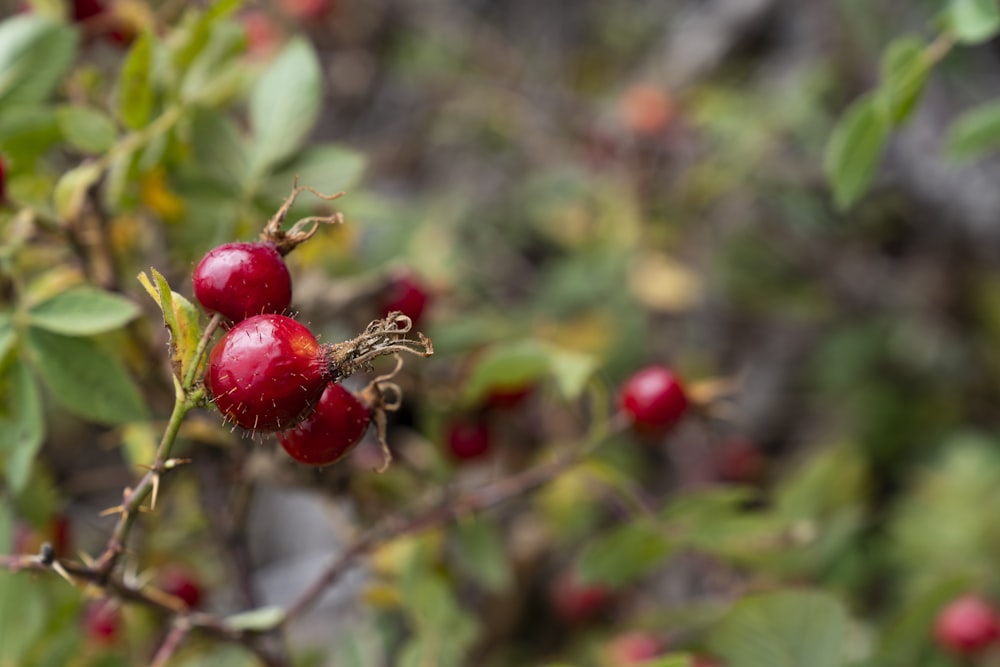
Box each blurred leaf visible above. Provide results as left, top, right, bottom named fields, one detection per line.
left=225, top=606, right=286, bottom=631
left=0, top=501, right=10, bottom=552
left=708, top=590, right=852, bottom=667
left=462, top=339, right=551, bottom=405
left=824, top=93, right=889, bottom=210
left=266, top=144, right=367, bottom=197
left=946, top=0, right=1000, bottom=44
left=878, top=36, right=929, bottom=125
left=946, top=99, right=1000, bottom=162
left=628, top=253, right=702, bottom=313
left=181, top=20, right=247, bottom=105
left=117, top=31, right=154, bottom=129
left=578, top=520, right=673, bottom=588
left=548, top=347, right=597, bottom=400
left=0, top=357, right=43, bottom=494
left=120, top=422, right=158, bottom=474
left=57, top=105, right=119, bottom=154
left=874, top=576, right=975, bottom=667
left=0, top=566, right=48, bottom=665
left=25, top=328, right=148, bottom=424
left=53, top=162, right=101, bottom=220
left=0, top=15, right=78, bottom=110
left=0, top=311, right=14, bottom=360
left=451, top=515, right=512, bottom=592
left=0, top=106, right=60, bottom=161
left=398, top=573, right=477, bottom=667
left=27, top=286, right=139, bottom=336
left=138, top=268, right=203, bottom=381
left=642, top=658, right=695, bottom=667
left=166, top=644, right=260, bottom=667
left=190, top=108, right=249, bottom=190
left=248, top=37, right=322, bottom=176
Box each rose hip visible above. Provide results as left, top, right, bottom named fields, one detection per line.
left=279, top=382, right=371, bottom=466
left=193, top=241, right=292, bottom=322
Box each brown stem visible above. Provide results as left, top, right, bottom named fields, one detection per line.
left=150, top=621, right=190, bottom=667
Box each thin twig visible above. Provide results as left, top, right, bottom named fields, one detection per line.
left=150, top=621, right=191, bottom=667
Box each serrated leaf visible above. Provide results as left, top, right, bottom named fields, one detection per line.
left=708, top=591, right=852, bottom=667
left=0, top=15, right=78, bottom=110
left=824, top=93, right=890, bottom=210
left=248, top=37, right=322, bottom=176
left=577, top=521, right=673, bottom=588
left=947, top=0, right=1000, bottom=44
left=877, top=36, right=929, bottom=125
left=0, top=357, right=43, bottom=494
left=28, top=286, right=139, bottom=336
left=25, top=327, right=148, bottom=424
left=224, top=606, right=286, bottom=631
left=138, top=269, right=203, bottom=381
left=267, top=144, right=367, bottom=196
left=117, top=31, right=154, bottom=129
left=462, top=339, right=551, bottom=405
left=0, top=311, right=15, bottom=360
left=57, top=105, right=118, bottom=154
left=452, top=515, right=512, bottom=592
left=53, top=162, right=101, bottom=220
left=946, top=99, right=1000, bottom=162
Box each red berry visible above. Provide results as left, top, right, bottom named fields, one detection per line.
left=83, top=600, right=120, bottom=645
left=193, top=242, right=292, bottom=322
left=550, top=570, right=613, bottom=624
left=279, top=0, right=334, bottom=21
left=484, top=383, right=534, bottom=410
left=618, top=365, right=688, bottom=435
left=446, top=419, right=491, bottom=461
left=161, top=568, right=203, bottom=609
left=70, top=0, right=105, bottom=22
left=279, top=383, right=371, bottom=466
left=934, top=594, right=1000, bottom=655
left=206, top=314, right=327, bottom=431
left=605, top=631, right=663, bottom=665
left=715, top=439, right=766, bottom=483
left=381, top=273, right=430, bottom=327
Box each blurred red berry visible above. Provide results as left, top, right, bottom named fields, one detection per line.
left=619, top=84, right=675, bottom=136
left=446, top=419, right=491, bottom=461
left=381, top=273, right=430, bottom=327
left=279, top=0, right=334, bottom=21
left=550, top=570, right=613, bottom=625
left=161, top=568, right=203, bottom=609
left=242, top=10, right=283, bottom=59
left=934, top=594, right=1000, bottom=655
left=70, top=0, right=105, bottom=22
left=605, top=631, right=663, bottom=665
left=618, top=365, right=689, bottom=436
left=83, top=600, right=120, bottom=645
left=715, top=439, right=766, bottom=484
left=484, top=383, right=534, bottom=410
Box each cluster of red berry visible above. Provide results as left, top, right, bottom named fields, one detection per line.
left=191, top=199, right=432, bottom=469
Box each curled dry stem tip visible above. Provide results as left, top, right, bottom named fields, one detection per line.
left=356, top=354, right=411, bottom=474
left=326, top=312, right=434, bottom=383
left=261, top=181, right=346, bottom=256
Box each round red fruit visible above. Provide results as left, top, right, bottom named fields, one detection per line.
left=206, top=314, right=327, bottom=431
left=550, top=570, right=613, bottom=625
left=280, top=0, right=334, bottom=21
left=605, top=631, right=663, bottom=665
left=83, top=600, right=120, bottom=645
left=161, top=568, right=203, bottom=609
left=193, top=242, right=292, bottom=322
left=446, top=419, right=491, bottom=461
left=381, top=273, right=430, bottom=327
left=716, top=439, right=766, bottom=484
left=618, top=365, right=688, bottom=435
left=279, top=383, right=371, bottom=466
left=934, top=594, right=1000, bottom=655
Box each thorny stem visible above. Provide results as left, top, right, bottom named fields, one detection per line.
left=94, top=313, right=224, bottom=576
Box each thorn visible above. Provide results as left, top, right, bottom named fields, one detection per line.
left=150, top=473, right=160, bottom=511
left=163, top=458, right=191, bottom=470
left=99, top=505, right=126, bottom=517
left=51, top=560, right=78, bottom=588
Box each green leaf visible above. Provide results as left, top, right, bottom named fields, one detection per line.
left=28, top=286, right=139, bottom=336
left=0, top=357, right=44, bottom=494
left=577, top=521, right=674, bottom=588
left=708, top=590, right=852, bottom=667
left=53, top=162, right=101, bottom=220
left=117, top=31, right=154, bottom=129
left=137, top=268, right=203, bottom=381
left=267, top=144, right=367, bottom=196
left=25, top=327, right=148, bottom=424
left=641, top=658, right=696, bottom=667
left=462, top=339, right=551, bottom=405
left=548, top=348, right=597, bottom=400
left=946, top=99, right=1000, bottom=162
left=56, top=105, right=118, bottom=154
left=0, top=565, right=49, bottom=665
left=947, top=0, right=1000, bottom=44
left=190, top=108, right=250, bottom=190
left=248, top=37, right=322, bottom=176
left=0, top=106, right=60, bottom=161
left=824, top=93, right=890, bottom=210
left=0, top=311, right=15, bottom=360
left=877, top=36, right=929, bottom=125
left=224, top=606, right=286, bottom=631
left=181, top=21, right=248, bottom=105
left=452, top=515, right=512, bottom=592
left=0, top=15, right=78, bottom=110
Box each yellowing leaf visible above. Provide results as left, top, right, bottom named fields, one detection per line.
left=138, top=268, right=203, bottom=381
left=140, top=168, right=184, bottom=222
left=629, top=253, right=702, bottom=312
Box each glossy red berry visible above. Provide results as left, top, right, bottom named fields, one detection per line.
left=83, top=600, right=120, bottom=645
left=934, top=594, right=1000, bottom=655
left=279, top=383, right=371, bottom=466
left=206, top=314, right=327, bottom=431
left=193, top=242, right=292, bottom=322
left=550, top=570, right=613, bottom=624
left=381, top=273, right=430, bottom=327
left=446, top=419, right=491, bottom=461
left=161, top=568, right=203, bottom=609
left=618, top=365, right=689, bottom=435
left=605, top=631, right=663, bottom=665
